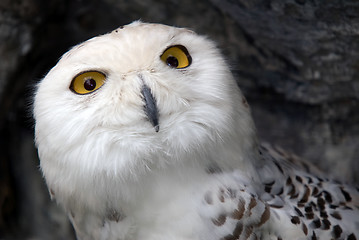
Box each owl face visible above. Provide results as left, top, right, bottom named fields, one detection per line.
left=34, top=22, right=252, bottom=180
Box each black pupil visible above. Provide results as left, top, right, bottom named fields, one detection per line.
left=84, top=78, right=96, bottom=91
left=166, top=56, right=179, bottom=68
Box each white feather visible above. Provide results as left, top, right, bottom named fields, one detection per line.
left=34, top=21, right=359, bottom=240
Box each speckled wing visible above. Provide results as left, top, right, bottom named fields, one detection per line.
left=201, top=143, right=359, bottom=240
left=256, top=143, right=359, bottom=239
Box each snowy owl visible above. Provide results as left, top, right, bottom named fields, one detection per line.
left=33, top=21, right=359, bottom=240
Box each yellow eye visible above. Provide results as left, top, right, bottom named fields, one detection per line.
left=160, top=45, right=192, bottom=69
left=70, top=71, right=106, bottom=95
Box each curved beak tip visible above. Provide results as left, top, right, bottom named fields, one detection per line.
left=154, top=125, right=159, bottom=132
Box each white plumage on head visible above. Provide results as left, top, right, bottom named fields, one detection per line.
left=34, top=21, right=359, bottom=240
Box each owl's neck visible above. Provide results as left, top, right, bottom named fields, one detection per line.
left=58, top=134, right=262, bottom=227
left=118, top=126, right=261, bottom=204
left=59, top=103, right=262, bottom=215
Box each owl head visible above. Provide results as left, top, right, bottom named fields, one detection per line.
left=34, top=21, right=257, bottom=183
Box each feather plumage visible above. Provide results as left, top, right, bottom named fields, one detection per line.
left=33, top=21, right=359, bottom=240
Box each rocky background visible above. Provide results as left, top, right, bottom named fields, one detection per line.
left=0, top=0, right=358, bottom=239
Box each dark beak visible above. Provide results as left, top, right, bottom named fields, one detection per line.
left=141, top=84, right=159, bottom=132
